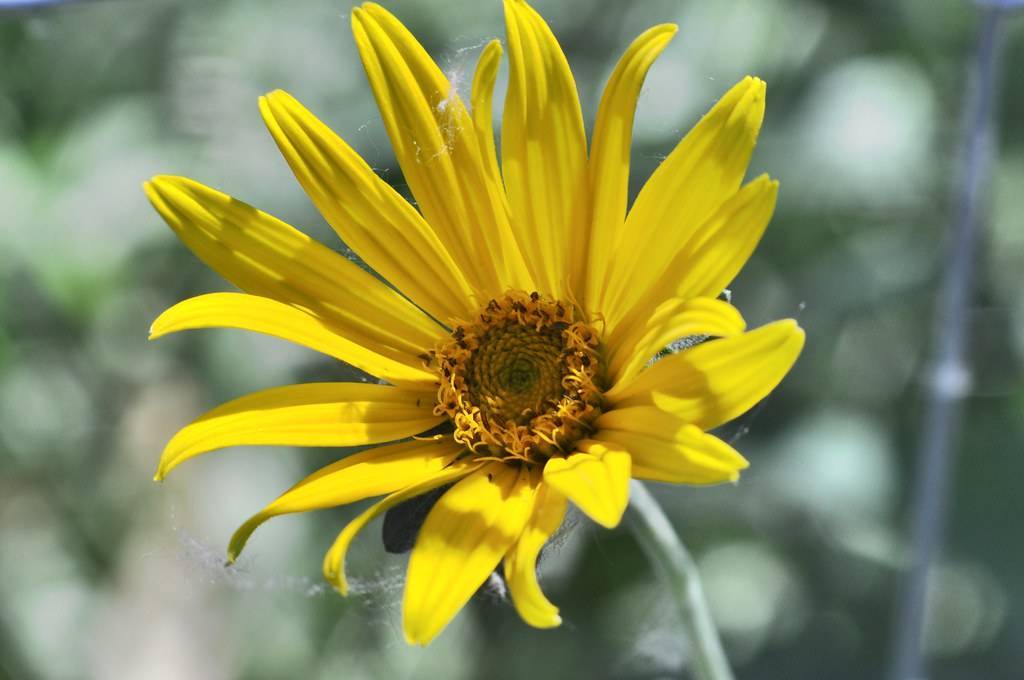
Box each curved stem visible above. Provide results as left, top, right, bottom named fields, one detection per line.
left=626, top=480, right=734, bottom=680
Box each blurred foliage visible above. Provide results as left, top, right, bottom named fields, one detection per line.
left=1, top=1, right=1023, bottom=679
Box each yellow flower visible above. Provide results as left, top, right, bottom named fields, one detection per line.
left=146, top=0, right=804, bottom=645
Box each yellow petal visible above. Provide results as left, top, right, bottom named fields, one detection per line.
left=608, top=296, right=746, bottom=388
left=611, top=177, right=778, bottom=346
left=258, top=91, right=476, bottom=324
left=150, top=293, right=436, bottom=389
left=322, top=458, right=482, bottom=596
left=155, top=382, right=441, bottom=480
left=470, top=40, right=505, bottom=199
left=606, top=319, right=805, bottom=431
left=144, top=175, right=445, bottom=354
left=670, top=175, right=778, bottom=301
left=403, top=463, right=538, bottom=645
left=502, top=0, right=588, bottom=298
left=603, top=76, right=767, bottom=328
left=542, top=442, right=631, bottom=529
left=586, top=24, right=677, bottom=312
left=592, top=414, right=749, bottom=484
left=228, top=437, right=463, bottom=561
left=351, top=4, right=531, bottom=296
left=503, top=482, right=567, bottom=629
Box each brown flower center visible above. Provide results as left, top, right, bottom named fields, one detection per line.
left=428, top=291, right=603, bottom=463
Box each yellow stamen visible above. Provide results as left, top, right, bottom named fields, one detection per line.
left=431, top=291, right=603, bottom=463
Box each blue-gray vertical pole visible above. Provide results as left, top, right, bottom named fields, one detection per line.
left=888, top=4, right=1015, bottom=679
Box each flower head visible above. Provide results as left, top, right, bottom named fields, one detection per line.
left=147, top=0, right=804, bottom=645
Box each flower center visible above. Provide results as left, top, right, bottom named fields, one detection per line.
left=429, top=291, right=603, bottom=463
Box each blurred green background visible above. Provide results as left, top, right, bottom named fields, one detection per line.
left=1, top=0, right=1022, bottom=678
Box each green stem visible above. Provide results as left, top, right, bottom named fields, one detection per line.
left=626, top=480, right=734, bottom=680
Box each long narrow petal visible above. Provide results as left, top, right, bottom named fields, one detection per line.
left=503, top=483, right=567, bottom=629
left=502, top=0, right=588, bottom=298
left=668, top=175, right=778, bottom=301
left=542, top=442, right=631, bottom=529
left=403, top=463, right=538, bottom=645
left=150, top=293, right=436, bottom=389
left=145, top=176, right=446, bottom=352
left=258, top=91, right=476, bottom=324
left=155, top=382, right=441, bottom=480
left=470, top=40, right=505, bottom=201
left=609, top=176, right=778, bottom=346
left=608, top=297, right=746, bottom=388
left=351, top=4, right=531, bottom=296
left=605, top=319, right=805, bottom=431
left=585, top=24, right=677, bottom=312
left=228, top=437, right=464, bottom=560
left=322, top=458, right=483, bottom=596
left=603, top=77, right=767, bottom=327
left=590, top=414, right=749, bottom=484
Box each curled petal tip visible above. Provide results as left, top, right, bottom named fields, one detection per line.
left=781, top=319, right=807, bottom=345
left=149, top=174, right=183, bottom=187
left=323, top=562, right=350, bottom=597
left=652, top=22, right=679, bottom=38
left=329, top=577, right=349, bottom=597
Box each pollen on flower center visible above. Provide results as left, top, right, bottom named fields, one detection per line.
left=429, top=291, right=603, bottom=463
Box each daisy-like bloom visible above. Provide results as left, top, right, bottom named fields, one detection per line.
left=147, top=0, right=804, bottom=645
